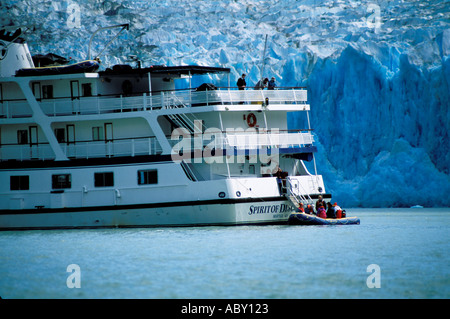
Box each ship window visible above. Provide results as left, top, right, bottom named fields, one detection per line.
left=94, top=172, right=114, bottom=187
left=42, top=85, right=53, bottom=99
left=52, top=174, right=71, bottom=189
left=122, top=80, right=132, bottom=96
left=17, top=130, right=28, bottom=144
left=82, top=83, right=92, bottom=97
left=92, top=126, right=103, bottom=141
left=54, top=128, right=65, bottom=143
left=137, top=169, right=158, bottom=185
left=10, top=175, right=29, bottom=190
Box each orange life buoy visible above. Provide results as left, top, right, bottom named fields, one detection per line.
left=246, top=113, right=257, bottom=127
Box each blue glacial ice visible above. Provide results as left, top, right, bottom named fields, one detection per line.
left=1, top=0, right=449, bottom=207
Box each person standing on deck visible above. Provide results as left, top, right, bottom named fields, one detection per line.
left=268, top=77, right=277, bottom=90
left=237, top=74, right=246, bottom=90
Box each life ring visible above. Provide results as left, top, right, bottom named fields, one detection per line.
left=246, top=113, right=257, bottom=127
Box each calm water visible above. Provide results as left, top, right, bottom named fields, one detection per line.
left=0, top=208, right=448, bottom=299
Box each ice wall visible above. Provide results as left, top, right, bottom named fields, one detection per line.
left=1, top=0, right=449, bottom=207
left=305, top=47, right=450, bottom=207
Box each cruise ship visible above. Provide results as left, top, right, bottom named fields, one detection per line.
left=0, top=26, right=330, bottom=230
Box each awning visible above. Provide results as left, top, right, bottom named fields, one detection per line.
left=100, top=65, right=230, bottom=77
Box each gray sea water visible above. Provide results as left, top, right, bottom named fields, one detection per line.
left=0, top=208, right=449, bottom=299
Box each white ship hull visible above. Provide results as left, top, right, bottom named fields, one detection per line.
left=0, top=199, right=294, bottom=230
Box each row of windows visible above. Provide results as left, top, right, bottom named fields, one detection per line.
left=33, top=83, right=93, bottom=100
left=9, top=170, right=158, bottom=191
left=14, top=125, right=108, bottom=145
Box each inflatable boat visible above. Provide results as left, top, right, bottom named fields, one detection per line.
left=16, top=60, right=100, bottom=76
left=288, top=212, right=360, bottom=225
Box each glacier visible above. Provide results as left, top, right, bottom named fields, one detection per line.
left=1, top=0, right=449, bottom=207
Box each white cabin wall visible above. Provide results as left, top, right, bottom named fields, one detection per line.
left=264, top=112, right=289, bottom=131
left=109, top=118, right=153, bottom=139
left=50, top=118, right=153, bottom=143
left=150, top=76, right=176, bottom=93
left=0, top=162, right=192, bottom=210
left=0, top=124, right=47, bottom=144
left=25, top=78, right=98, bottom=99
left=1, top=82, right=24, bottom=100
left=98, top=75, right=150, bottom=96
left=219, top=111, right=290, bottom=131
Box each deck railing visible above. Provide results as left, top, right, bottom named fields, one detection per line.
left=0, top=136, right=162, bottom=161
left=0, top=131, right=312, bottom=162
left=0, top=88, right=307, bottom=118
left=170, top=131, right=314, bottom=152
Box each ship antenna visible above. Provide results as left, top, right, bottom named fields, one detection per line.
left=0, top=25, right=34, bottom=50
left=88, top=24, right=130, bottom=60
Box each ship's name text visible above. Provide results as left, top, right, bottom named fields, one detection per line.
left=248, top=204, right=292, bottom=215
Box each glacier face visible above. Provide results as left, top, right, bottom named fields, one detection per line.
left=1, top=0, right=449, bottom=207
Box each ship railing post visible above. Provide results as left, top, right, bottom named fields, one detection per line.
left=143, top=93, right=147, bottom=110
left=149, top=92, right=153, bottom=110
left=188, top=71, right=192, bottom=107
left=120, top=94, right=123, bottom=112
left=189, top=88, right=192, bottom=108
left=161, top=91, right=165, bottom=108
left=131, top=139, right=135, bottom=157
left=148, top=138, right=152, bottom=155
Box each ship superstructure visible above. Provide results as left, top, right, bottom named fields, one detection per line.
left=0, top=27, right=329, bottom=230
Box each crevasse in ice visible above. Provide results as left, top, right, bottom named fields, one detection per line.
left=1, top=0, right=449, bottom=207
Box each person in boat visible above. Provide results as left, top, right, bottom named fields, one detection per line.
left=297, top=202, right=305, bottom=213
left=317, top=205, right=327, bottom=219
left=326, top=202, right=336, bottom=219
left=237, top=74, right=247, bottom=90
left=315, top=195, right=326, bottom=212
left=268, top=77, right=277, bottom=90
left=254, top=78, right=269, bottom=90
left=334, top=202, right=343, bottom=219
left=305, top=204, right=315, bottom=215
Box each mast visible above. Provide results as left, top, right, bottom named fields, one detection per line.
left=88, top=24, right=129, bottom=60
left=260, top=34, right=268, bottom=80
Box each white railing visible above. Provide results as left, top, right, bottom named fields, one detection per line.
left=225, top=132, right=313, bottom=149
left=170, top=131, right=314, bottom=151
left=0, top=137, right=162, bottom=161
left=0, top=88, right=308, bottom=118
left=287, top=175, right=324, bottom=198
left=0, top=144, right=55, bottom=161
left=0, top=131, right=312, bottom=162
